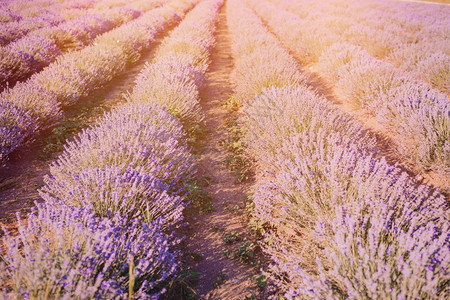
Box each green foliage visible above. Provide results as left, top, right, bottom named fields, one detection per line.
left=40, top=103, right=106, bottom=159
left=245, top=194, right=268, bottom=238
left=244, top=293, right=257, bottom=300
left=185, top=122, right=210, bottom=152
left=214, top=270, right=227, bottom=288
left=223, top=241, right=258, bottom=264
left=210, top=225, right=224, bottom=232
left=41, top=119, right=83, bottom=158
left=222, top=231, right=241, bottom=244
left=220, top=114, right=253, bottom=183
left=166, top=268, right=200, bottom=300
left=189, top=252, right=203, bottom=261
left=254, top=274, right=267, bottom=290
left=185, top=182, right=214, bottom=214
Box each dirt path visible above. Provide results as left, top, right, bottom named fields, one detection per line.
left=0, top=20, right=184, bottom=233
left=181, top=4, right=265, bottom=299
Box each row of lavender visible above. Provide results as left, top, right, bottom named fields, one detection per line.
left=0, top=0, right=94, bottom=19
left=323, top=0, right=449, bottom=81
left=0, top=0, right=101, bottom=45
left=228, top=0, right=449, bottom=298
left=275, top=0, right=449, bottom=94
left=251, top=0, right=450, bottom=179
left=0, top=0, right=168, bottom=90
left=0, top=0, right=185, bottom=167
left=0, top=0, right=223, bottom=297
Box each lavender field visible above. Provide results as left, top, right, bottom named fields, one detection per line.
left=0, top=0, right=449, bottom=298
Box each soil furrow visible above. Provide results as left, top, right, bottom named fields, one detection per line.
left=182, top=3, right=264, bottom=299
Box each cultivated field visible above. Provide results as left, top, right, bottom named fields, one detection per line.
left=0, top=0, right=449, bottom=298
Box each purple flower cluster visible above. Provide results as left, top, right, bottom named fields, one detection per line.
left=0, top=13, right=64, bottom=47
left=1, top=201, right=180, bottom=299
left=43, top=101, right=196, bottom=203
left=130, top=0, right=222, bottom=126
left=0, top=1, right=190, bottom=166
left=243, top=86, right=377, bottom=169
left=0, top=0, right=170, bottom=90
left=0, top=0, right=100, bottom=46
left=249, top=0, right=450, bottom=177
left=276, top=0, right=449, bottom=93
left=227, top=1, right=305, bottom=105
left=1, top=0, right=223, bottom=297
left=228, top=0, right=449, bottom=297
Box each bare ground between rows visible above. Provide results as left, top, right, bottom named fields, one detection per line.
left=180, top=4, right=268, bottom=299
left=0, top=19, right=184, bottom=234
left=254, top=8, right=449, bottom=196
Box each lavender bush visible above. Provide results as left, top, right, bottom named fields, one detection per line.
left=335, top=57, right=402, bottom=109
left=227, top=0, right=306, bottom=105
left=130, top=60, right=204, bottom=126
left=317, top=43, right=371, bottom=81
left=228, top=1, right=449, bottom=298
left=0, top=1, right=191, bottom=166
left=129, top=0, right=222, bottom=126
left=416, top=52, right=449, bottom=95
left=41, top=164, right=185, bottom=229
left=254, top=0, right=450, bottom=176
left=0, top=35, right=61, bottom=88
left=47, top=101, right=195, bottom=192
left=0, top=102, right=36, bottom=164
left=293, top=203, right=449, bottom=299
left=243, top=86, right=377, bottom=167
left=377, top=81, right=450, bottom=175
left=1, top=201, right=180, bottom=298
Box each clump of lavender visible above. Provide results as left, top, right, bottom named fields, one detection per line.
left=47, top=101, right=196, bottom=193
left=227, top=0, right=306, bottom=105
left=130, top=60, right=204, bottom=126
left=0, top=201, right=180, bottom=298
left=41, top=165, right=185, bottom=229
left=416, top=52, right=449, bottom=95
left=0, top=82, right=61, bottom=165
left=0, top=1, right=190, bottom=165
left=377, top=81, right=450, bottom=175
left=243, top=86, right=377, bottom=167
left=317, top=42, right=371, bottom=81
left=0, top=101, right=36, bottom=165
left=256, top=132, right=448, bottom=298
left=130, top=0, right=222, bottom=127
left=336, top=57, right=403, bottom=109
left=344, top=23, right=401, bottom=58
left=289, top=192, right=448, bottom=299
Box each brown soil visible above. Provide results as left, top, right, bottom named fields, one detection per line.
left=0, top=19, right=184, bottom=235
left=180, top=4, right=266, bottom=299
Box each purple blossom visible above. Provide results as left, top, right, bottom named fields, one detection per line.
left=0, top=2, right=191, bottom=165
left=227, top=0, right=449, bottom=298
left=1, top=201, right=180, bottom=299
